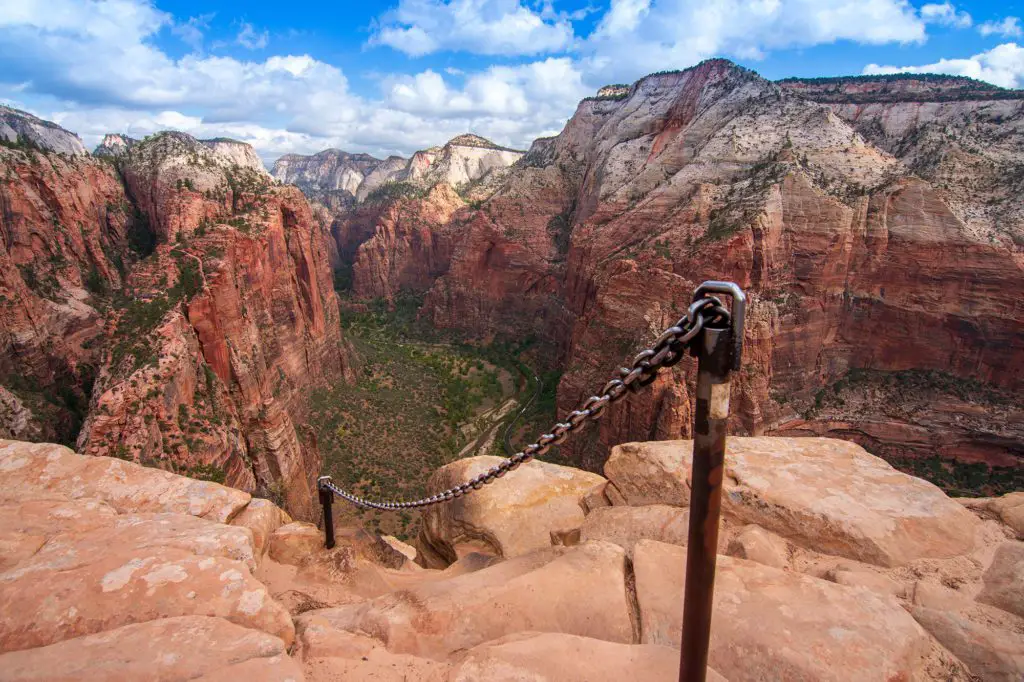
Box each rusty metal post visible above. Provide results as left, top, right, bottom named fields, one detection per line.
left=318, top=476, right=336, bottom=549
left=679, top=282, right=745, bottom=682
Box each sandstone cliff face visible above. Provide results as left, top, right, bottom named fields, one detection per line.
left=350, top=184, right=465, bottom=300
left=93, top=133, right=137, bottom=158
left=0, top=106, right=88, bottom=156
left=780, top=75, right=1024, bottom=246
left=272, top=149, right=401, bottom=204
left=399, top=60, right=1024, bottom=472
left=274, top=134, right=523, bottom=209
left=72, top=131, right=349, bottom=519
left=0, top=140, right=133, bottom=443
left=0, top=111, right=351, bottom=520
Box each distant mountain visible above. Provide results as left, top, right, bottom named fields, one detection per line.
left=0, top=105, right=88, bottom=155
left=272, top=134, right=525, bottom=206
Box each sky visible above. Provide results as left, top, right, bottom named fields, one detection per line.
left=1, top=0, right=1023, bottom=164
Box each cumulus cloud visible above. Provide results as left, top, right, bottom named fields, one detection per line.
left=0, top=0, right=585, bottom=161
left=581, top=0, right=927, bottom=82
left=978, top=17, right=1023, bottom=38
left=919, top=3, right=972, bottom=29
left=864, top=42, right=1024, bottom=89
left=370, top=0, right=576, bottom=57
left=6, top=0, right=1015, bottom=166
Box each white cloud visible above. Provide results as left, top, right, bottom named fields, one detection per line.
left=864, top=42, right=1024, bottom=88
left=978, top=17, right=1022, bottom=38
left=236, top=22, right=269, bottom=50
left=581, top=0, right=927, bottom=82
left=919, top=3, right=972, bottom=29
left=370, top=0, right=576, bottom=57
left=0, top=0, right=584, bottom=162
left=171, top=13, right=215, bottom=50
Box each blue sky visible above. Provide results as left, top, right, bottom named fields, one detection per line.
left=2, top=1, right=1023, bottom=162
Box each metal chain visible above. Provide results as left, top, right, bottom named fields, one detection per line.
left=319, top=295, right=730, bottom=511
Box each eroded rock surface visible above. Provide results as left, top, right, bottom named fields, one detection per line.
left=633, top=540, right=963, bottom=681
left=605, top=437, right=980, bottom=566
left=0, top=440, right=300, bottom=677
left=418, top=455, right=606, bottom=567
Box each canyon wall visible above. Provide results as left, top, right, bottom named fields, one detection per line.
left=341, top=60, right=1022, bottom=473
left=1, top=114, right=352, bottom=520
left=0, top=142, right=132, bottom=443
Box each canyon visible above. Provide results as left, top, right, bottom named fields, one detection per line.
left=1, top=121, right=348, bottom=520
left=1, top=58, right=1021, bottom=523
left=0, top=56, right=1023, bottom=682
left=321, top=60, right=1023, bottom=480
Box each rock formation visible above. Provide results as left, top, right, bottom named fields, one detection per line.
left=76, top=131, right=348, bottom=520
left=272, top=149, right=405, bottom=210
left=273, top=134, right=523, bottom=209
left=1, top=431, right=1021, bottom=680
left=0, top=110, right=352, bottom=520
left=335, top=59, right=1021, bottom=477
left=0, top=106, right=89, bottom=156
left=0, top=129, right=133, bottom=444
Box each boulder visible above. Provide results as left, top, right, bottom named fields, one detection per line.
left=911, top=604, right=1024, bottom=682
left=606, top=438, right=979, bottom=566
left=382, top=534, right=418, bottom=562
left=725, top=524, right=790, bottom=569
left=0, top=615, right=294, bottom=682
left=580, top=504, right=690, bottom=557
left=0, top=497, right=120, bottom=572
left=418, top=455, right=605, bottom=567
left=978, top=542, right=1024, bottom=618
left=296, top=541, right=634, bottom=659
left=632, top=539, right=947, bottom=681
left=231, top=498, right=292, bottom=559
left=0, top=547, right=294, bottom=652
left=5, top=512, right=256, bottom=576
left=449, top=632, right=728, bottom=682
left=0, top=441, right=250, bottom=523
left=825, top=565, right=903, bottom=597
left=268, top=522, right=323, bottom=566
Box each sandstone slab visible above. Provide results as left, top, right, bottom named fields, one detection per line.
left=911, top=604, right=1024, bottom=682
left=6, top=512, right=257, bottom=577
left=232, top=498, right=292, bottom=559
left=606, top=438, right=979, bottom=566
left=418, top=456, right=606, bottom=567
left=0, top=441, right=251, bottom=522
left=978, top=542, right=1024, bottom=618
left=192, top=653, right=304, bottom=681
left=269, top=521, right=323, bottom=566
left=0, top=615, right=293, bottom=682
left=449, top=632, right=727, bottom=682
left=0, top=547, right=294, bottom=652
left=297, top=541, right=634, bottom=659
left=725, top=524, right=790, bottom=569
left=0, top=497, right=119, bottom=572
left=580, top=504, right=689, bottom=557
left=633, top=539, right=941, bottom=681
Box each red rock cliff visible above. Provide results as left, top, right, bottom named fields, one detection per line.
left=404, top=60, right=1023, bottom=471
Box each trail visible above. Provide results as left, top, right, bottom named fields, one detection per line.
left=502, top=365, right=542, bottom=456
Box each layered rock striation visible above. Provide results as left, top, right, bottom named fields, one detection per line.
left=339, top=59, right=1022, bottom=474
left=0, top=110, right=352, bottom=520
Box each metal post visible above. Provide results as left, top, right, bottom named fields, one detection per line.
left=317, top=476, right=336, bottom=549
left=679, top=282, right=744, bottom=682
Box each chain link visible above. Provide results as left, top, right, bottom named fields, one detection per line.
left=319, top=296, right=729, bottom=511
